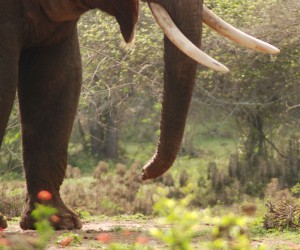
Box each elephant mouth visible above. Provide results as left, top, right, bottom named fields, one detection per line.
left=148, top=2, right=280, bottom=72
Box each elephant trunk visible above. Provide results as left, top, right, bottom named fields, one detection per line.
left=142, top=0, right=202, bottom=180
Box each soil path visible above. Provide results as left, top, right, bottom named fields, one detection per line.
left=2, top=220, right=300, bottom=249
left=2, top=219, right=168, bottom=249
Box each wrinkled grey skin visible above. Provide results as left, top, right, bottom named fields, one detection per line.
left=0, top=0, right=202, bottom=230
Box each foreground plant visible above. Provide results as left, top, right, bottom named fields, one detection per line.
left=150, top=195, right=201, bottom=250
left=56, top=232, right=82, bottom=248
left=150, top=192, right=266, bottom=250
left=0, top=191, right=57, bottom=250
left=0, top=238, right=10, bottom=250
left=31, top=191, right=57, bottom=249
left=30, top=204, right=56, bottom=249
left=209, top=213, right=266, bottom=250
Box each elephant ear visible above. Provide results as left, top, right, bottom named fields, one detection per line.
left=114, top=0, right=139, bottom=43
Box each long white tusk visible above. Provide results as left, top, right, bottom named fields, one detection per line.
left=202, top=5, right=280, bottom=55
left=148, top=2, right=229, bottom=73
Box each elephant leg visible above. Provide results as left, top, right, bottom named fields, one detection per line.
left=0, top=66, right=16, bottom=227
left=0, top=213, right=7, bottom=229
left=0, top=2, right=23, bottom=147
left=0, top=43, right=19, bottom=148
left=0, top=63, right=17, bottom=147
left=0, top=26, right=22, bottom=229
left=18, top=30, right=82, bottom=230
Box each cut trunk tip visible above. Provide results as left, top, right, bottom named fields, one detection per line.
left=141, top=160, right=171, bottom=181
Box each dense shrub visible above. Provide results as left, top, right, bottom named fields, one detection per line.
left=263, top=179, right=300, bottom=230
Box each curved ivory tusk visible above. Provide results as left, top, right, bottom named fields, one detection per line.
left=202, top=5, right=280, bottom=55
left=148, top=2, right=229, bottom=73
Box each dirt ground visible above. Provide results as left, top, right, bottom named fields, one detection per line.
left=2, top=219, right=300, bottom=249
left=2, top=218, right=169, bottom=249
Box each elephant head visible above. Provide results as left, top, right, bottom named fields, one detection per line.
left=80, top=0, right=279, bottom=180
left=28, top=0, right=279, bottom=180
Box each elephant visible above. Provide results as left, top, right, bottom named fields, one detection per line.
left=0, top=0, right=279, bottom=230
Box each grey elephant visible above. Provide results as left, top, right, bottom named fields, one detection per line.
left=0, top=0, right=279, bottom=230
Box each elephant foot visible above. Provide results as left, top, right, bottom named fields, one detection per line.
left=0, top=213, right=8, bottom=229
left=20, top=195, right=82, bottom=230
